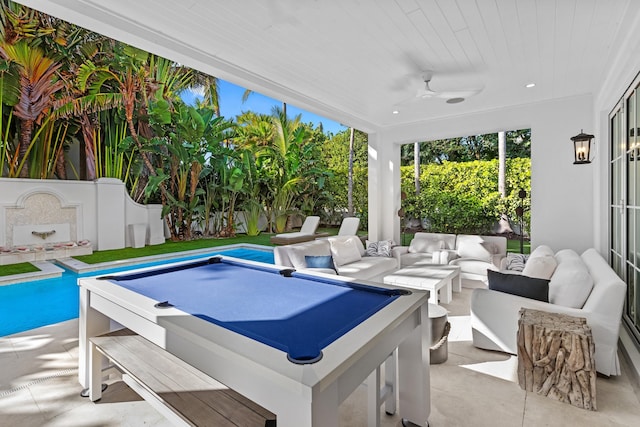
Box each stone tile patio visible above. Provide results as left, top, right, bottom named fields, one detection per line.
left=1, top=284, right=639, bottom=426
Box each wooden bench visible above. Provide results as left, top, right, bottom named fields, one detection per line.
left=89, top=329, right=276, bottom=426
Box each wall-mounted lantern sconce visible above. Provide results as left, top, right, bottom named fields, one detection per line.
left=570, top=130, right=594, bottom=164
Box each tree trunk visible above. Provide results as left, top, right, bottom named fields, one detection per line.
left=17, top=119, right=33, bottom=177
left=80, top=113, right=97, bottom=181
left=498, top=131, right=506, bottom=197
left=347, top=127, right=355, bottom=216
left=414, top=142, right=421, bottom=195
left=55, top=142, right=67, bottom=179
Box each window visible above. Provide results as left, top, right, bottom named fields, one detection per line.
left=610, top=76, right=640, bottom=345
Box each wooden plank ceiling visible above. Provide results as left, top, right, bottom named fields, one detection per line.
left=16, top=0, right=638, bottom=132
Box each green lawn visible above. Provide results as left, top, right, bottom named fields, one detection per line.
left=73, top=228, right=340, bottom=264
left=0, top=262, right=40, bottom=277
left=507, top=238, right=531, bottom=254
left=0, top=229, right=529, bottom=276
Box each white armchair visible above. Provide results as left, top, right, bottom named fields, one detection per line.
left=470, top=248, right=626, bottom=376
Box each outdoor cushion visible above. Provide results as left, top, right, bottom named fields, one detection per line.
left=528, top=244, right=555, bottom=258
left=330, top=237, right=362, bottom=266
left=456, top=238, right=494, bottom=262
left=488, top=270, right=549, bottom=302
left=335, top=256, right=397, bottom=280
left=549, top=250, right=594, bottom=308
left=408, top=237, right=443, bottom=254
left=305, top=255, right=335, bottom=270
left=366, top=240, right=392, bottom=257
left=522, top=254, right=557, bottom=280
left=505, top=253, right=529, bottom=271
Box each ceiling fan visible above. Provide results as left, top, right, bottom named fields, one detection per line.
left=415, top=71, right=483, bottom=103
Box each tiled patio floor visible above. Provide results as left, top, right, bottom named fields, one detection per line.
left=1, top=283, right=639, bottom=426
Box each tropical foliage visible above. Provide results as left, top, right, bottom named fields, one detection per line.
left=0, top=1, right=531, bottom=241
left=0, top=1, right=341, bottom=240
left=400, top=158, right=531, bottom=235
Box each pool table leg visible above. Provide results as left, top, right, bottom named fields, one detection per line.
left=78, top=287, right=110, bottom=389
left=397, top=303, right=430, bottom=426
left=88, top=340, right=103, bottom=401
left=385, top=349, right=397, bottom=415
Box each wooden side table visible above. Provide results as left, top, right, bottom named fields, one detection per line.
left=517, top=308, right=597, bottom=410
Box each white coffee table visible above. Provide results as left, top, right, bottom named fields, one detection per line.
left=383, top=264, right=461, bottom=305
left=413, top=262, right=463, bottom=293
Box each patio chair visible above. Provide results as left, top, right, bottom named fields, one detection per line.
left=270, top=216, right=327, bottom=245
left=337, top=217, right=360, bottom=236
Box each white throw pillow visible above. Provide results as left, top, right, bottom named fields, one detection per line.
left=528, top=245, right=555, bottom=259
left=408, top=238, right=443, bottom=254
left=330, top=238, right=362, bottom=266
left=522, top=255, right=557, bottom=280
left=549, top=251, right=594, bottom=308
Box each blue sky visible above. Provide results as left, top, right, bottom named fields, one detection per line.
left=181, top=79, right=348, bottom=135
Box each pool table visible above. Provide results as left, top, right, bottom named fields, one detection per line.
left=78, top=256, right=430, bottom=426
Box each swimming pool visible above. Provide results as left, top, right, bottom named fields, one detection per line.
left=0, top=247, right=274, bottom=337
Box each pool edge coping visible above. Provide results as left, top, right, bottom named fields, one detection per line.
left=56, top=243, right=274, bottom=274
left=0, top=261, right=65, bottom=286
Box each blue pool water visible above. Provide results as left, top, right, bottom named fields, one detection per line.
left=0, top=247, right=274, bottom=337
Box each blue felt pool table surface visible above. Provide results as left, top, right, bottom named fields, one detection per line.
left=99, top=257, right=406, bottom=363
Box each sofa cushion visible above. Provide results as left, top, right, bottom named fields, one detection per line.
left=330, top=237, right=362, bottom=266
left=366, top=240, right=392, bottom=257
left=335, top=256, right=397, bottom=280
left=456, top=237, right=495, bottom=262
left=408, top=237, right=443, bottom=254
left=549, top=249, right=594, bottom=308
left=400, top=252, right=435, bottom=267
left=487, top=270, right=550, bottom=302
left=305, top=255, right=335, bottom=270
left=450, top=258, right=497, bottom=276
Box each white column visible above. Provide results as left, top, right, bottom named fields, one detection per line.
left=368, top=133, right=402, bottom=244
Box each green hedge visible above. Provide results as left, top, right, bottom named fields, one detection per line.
left=400, top=158, right=530, bottom=234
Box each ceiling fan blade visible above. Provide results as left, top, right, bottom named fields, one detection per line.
left=420, top=88, right=483, bottom=99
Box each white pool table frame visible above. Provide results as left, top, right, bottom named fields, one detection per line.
left=78, top=257, right=430, bottom=427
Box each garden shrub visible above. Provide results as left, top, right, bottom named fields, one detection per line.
left=400, top=158, right=531, bottom=235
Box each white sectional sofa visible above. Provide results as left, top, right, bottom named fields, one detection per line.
left=470, top=246, right=626, bottom=376
left=273, top=235, right=399, bottom=282
left=394, top=232, right=507, bottom=282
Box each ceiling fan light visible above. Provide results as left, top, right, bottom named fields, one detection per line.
left=446, top=97, right=465, bottom=104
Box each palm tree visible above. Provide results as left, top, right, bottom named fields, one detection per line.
left=0, top=40, right=63, bottom=177
left=265, top=106, right=308, bottom=232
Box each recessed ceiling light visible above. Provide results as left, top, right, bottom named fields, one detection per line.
left=392, top=110, right=399, bottom=114
left=446, top=97, right=464, bottom=104
left=525, top=83, right=536, bottom=88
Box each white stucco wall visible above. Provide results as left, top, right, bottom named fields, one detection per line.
left=0, top=177, right=164, bottom=251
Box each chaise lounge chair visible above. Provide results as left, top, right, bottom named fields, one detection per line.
left=269, top=216, right=328, bottom=245
left=337, top=217, right=360, bottom=236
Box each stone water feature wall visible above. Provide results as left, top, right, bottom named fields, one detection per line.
left=0, top=178, right=164, bottom=265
